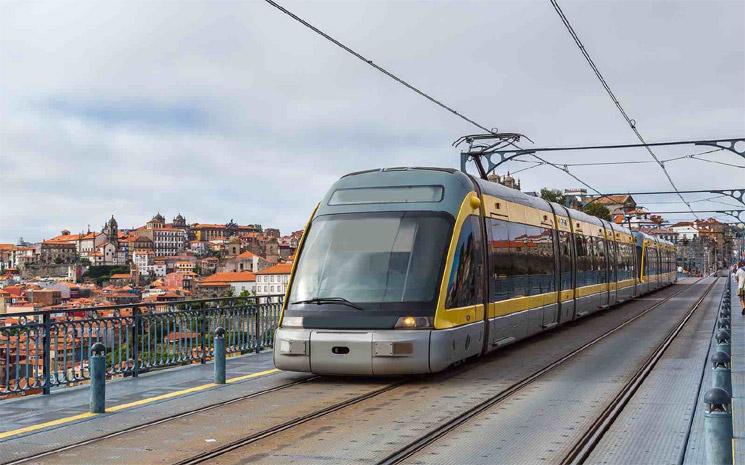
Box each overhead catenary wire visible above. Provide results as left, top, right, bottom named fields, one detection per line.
left=265, top=0, right=607, bottom=195
left=263, top=0, right=495, bottom=135
left=548, top=0, right=699, bottom=219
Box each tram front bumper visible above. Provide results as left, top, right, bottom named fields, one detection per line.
left=273, top=327, right=432, bottom=375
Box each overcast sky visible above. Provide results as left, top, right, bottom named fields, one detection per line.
left=1, top=0, right=743, bottom=243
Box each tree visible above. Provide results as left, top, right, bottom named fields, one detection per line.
left=540, top=188, right=565, bottom=205
left=582, top=203, right=612, bottom=221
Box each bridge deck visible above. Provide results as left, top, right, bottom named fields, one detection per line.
left=0, top=277, right=738, bottom=465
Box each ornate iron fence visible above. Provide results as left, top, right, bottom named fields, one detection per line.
left=0, top=295, right=283, bottom=397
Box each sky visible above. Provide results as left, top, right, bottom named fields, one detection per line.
left=1, top=0, right=743, bottom=243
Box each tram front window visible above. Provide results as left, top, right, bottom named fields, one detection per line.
left=289, top=212, right=452, bottom=307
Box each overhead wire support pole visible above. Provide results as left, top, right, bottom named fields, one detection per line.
left=584, top=189, right=745, bottom=208
left=484, top=138, right=745, bottom=160
left=638, top=209, right=745, bottom=226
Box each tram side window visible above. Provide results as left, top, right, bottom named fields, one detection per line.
left=445, top=216, right=484, bottom=309
left=575, top=234, right=592, bottom=287
left=610, top=241, right=618, bottom=282
left=595, top=237, right=608, bottom=283
left=487, top=218, right=513, bottom=301
left=646, top=247, right=655, bottom=276
left=524, top=225, right=555, bottom=295
left=509, top=223, right=529, bottom=297
left=558, top=231, right=573, bottom=291
left=622, top=243, right=634, bottom=280
left=616, top=243, right=625, bottom=281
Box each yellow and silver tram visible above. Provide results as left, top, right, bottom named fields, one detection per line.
left=274, top=167, right=676, bottom=375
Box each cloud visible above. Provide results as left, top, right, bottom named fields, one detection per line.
left=0, top=0, right=743, bottom=243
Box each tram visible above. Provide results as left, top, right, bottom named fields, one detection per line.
left=274, top=167, right=677, bottom=375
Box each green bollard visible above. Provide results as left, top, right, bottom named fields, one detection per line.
left=711, top=351, right=732, bottom=396
left=89, top=342, right=106, bottom=414
left=716, top=330, right=731, bottom=356
left=214, top=327, right=226, bottom=384
left=704, top=388, right=733, bottom=465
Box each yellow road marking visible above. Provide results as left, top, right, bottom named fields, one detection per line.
left=227, top=368, right=279, bottom=384
left=0, top=413, right=96, bottom=440
left=0, top=368, right=280, bottom=440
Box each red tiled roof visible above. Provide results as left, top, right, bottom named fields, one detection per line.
left=200, top=271, right=257, bottom=283
left=594, top=195, right=633, bottom=205
left=237, top=251, right=261, bottom=259
left=255, top=263, right=292, bottom=275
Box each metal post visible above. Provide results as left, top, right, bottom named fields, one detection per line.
left=254, top=305, right=261, bottom=354
left=131, top=305, right=140, bottom=378
left=712, top=351, right=732, bottom=396
left=42, top=313, right=51, bottom=395
left=214, top=327, right=226, bottom=384
left=716, top=329, right=731, bottom=356
left=89, top=342, right=106, bottom=414
left=704, top=387, right=733, bottom=465
left=200, top=305, right=207, bottom=365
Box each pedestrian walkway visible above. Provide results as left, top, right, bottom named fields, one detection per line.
left=730, top=274, right=745, bottom=464
left=0, top=350, right=298, bottom=443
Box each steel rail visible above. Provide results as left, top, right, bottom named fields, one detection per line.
left=3, top=375, right=319, bottom=465
left=173, top=380, right=409, bottom=465
left=561, top=277, right=719, bottom=465
left=175, top=281, right=700, bottom=465
left=4, top=280, right=703, bottom=465
left=377, top=277, right=709, bottom=465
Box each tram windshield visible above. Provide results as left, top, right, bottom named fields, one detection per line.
left=289, top=212, right=452, bottom=307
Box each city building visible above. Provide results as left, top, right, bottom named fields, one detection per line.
left=487, top=172, right=521, bottom=190
left=199, top=271, right=257, bottom=295
left=164, top=271, right=196, bottom=290
left=589, top=195, right=637, bottom=217
left=220, top=250, right=270, bottom=273
left=646, top=226, right=676, bottom=243
left=34, top=242, right=77, bottom=265
left=192, top=221, right=262, bottom=242
left=255, top=263, right=293, bottom=301
left=0, top=244, right=14, bottom=271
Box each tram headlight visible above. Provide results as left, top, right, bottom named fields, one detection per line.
left=394, top=316, right=433, bottom=329
left=281, top=316, right=304, bottom=328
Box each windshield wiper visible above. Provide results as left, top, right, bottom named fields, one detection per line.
left=290, top=297, right=363, bottom=310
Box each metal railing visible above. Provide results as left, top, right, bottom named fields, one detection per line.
left=0, top=295, right=283, bottom=397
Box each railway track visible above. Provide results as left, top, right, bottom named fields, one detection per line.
left=169, top=279, right=707, bottom=465
left=376, top=277, right=716, bottom=465
left=2, top=375, right=319, bottom=465
left=560, top=276, right=719, bottom=465
left=5, top=279, right=706, bottom=465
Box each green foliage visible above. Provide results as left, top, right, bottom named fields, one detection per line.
left=83, top=265, right=130, bottom=279
left=540, top=188, right=565, bottom=204
left=582, top=202, right=612, bottom=221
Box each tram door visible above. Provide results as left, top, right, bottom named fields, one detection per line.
left=554, top=209, right=575, bottom=323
